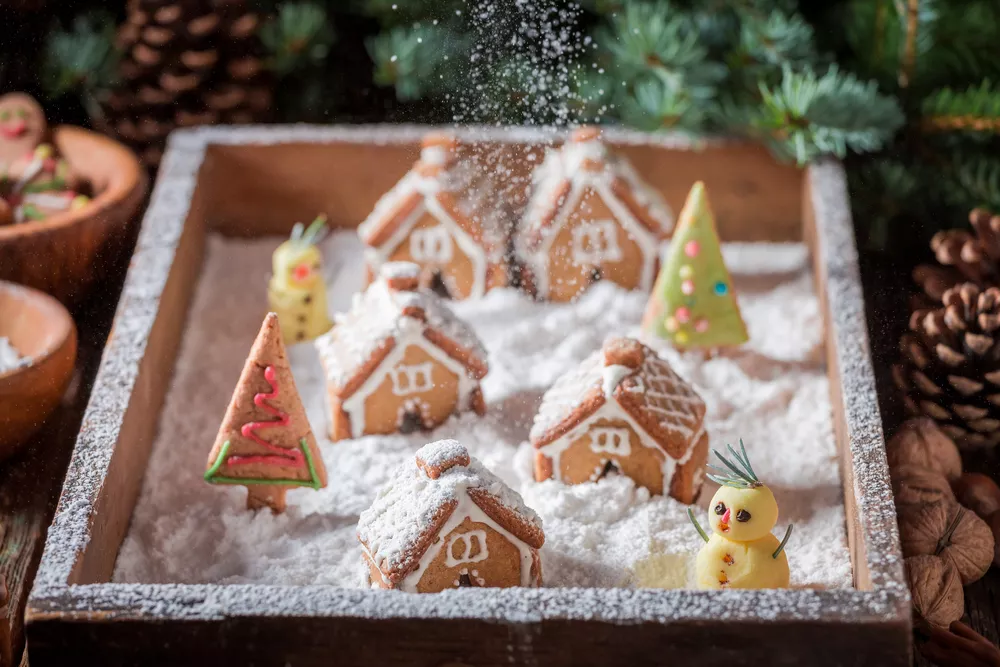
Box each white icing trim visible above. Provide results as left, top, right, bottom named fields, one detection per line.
left=601, top=364, right=633, bottom=397
left=537, top=400, right=685, bottom=494
left=340, top=321, right=478, bottom=437
left=530, top=176, right=659, bottom=298
left=399, top=493, right=537, bottom=592
left=361, top=167, right=493, bottom=298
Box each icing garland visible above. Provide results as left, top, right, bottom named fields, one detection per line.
left=204, top=437, right=322, bottom=488
left=233, top=365, right=303, bottom=468
left=204, top=365, right=322, bottom=488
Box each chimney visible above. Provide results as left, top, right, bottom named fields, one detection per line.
left=381, top=262, right=421, bottom=292
left=416, top=439, right=471, bottom=479
left=602, top=337, right=645, bottom=370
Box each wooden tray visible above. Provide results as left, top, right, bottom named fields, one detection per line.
left=24, top=126, right=910, bottom=666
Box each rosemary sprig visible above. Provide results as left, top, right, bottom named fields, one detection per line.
left=773, top=524, right=793, bottom=559
left=688, top=507, right=709, bottom=543
left=707, top=439, right=762, bottom=489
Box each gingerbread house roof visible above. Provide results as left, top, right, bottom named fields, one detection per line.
left=315, top=262, right=488, bottom=399
left=357, top=439, right=544, bottom=585
left=530, top=337, right=705, bottom=460
left=357, top=132, right=509, bottom=262
left=518, top=127, right=674, bottom=254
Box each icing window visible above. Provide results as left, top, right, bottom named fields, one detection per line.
left=390, top=362, right=435, bottom=395
left=410, top=225, right=454, bottom=263
left=444, top=529, right=489, bottom=567
left=589, top=426, right=632, bottom=456
left=572, top=220, right=623, bottom=265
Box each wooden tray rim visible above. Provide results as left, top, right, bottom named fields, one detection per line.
left=26, top=125, right=908, bottom=628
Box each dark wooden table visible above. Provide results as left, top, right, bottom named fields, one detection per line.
left=0, top=247, right=133, bottom=667
left=0, top=219, right=996, bottom=666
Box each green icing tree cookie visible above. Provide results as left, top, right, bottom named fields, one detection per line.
left=642, top=181, right=748, bottom=349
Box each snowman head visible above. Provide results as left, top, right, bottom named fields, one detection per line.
left=275, top=216, right=327, bottom=289
left=706, top=441, right=779, bottom=542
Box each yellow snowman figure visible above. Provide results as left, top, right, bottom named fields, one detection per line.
left=268, top=216, right=333, bottom=343
left=688, top=441, right=793, bottom=589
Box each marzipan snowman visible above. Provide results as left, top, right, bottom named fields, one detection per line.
left=688, top=441, right=792, bottom=589
left=268, top=215, right=333, bottom=343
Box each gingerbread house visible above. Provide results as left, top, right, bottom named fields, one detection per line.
left=315, top=262, right=489, bottom=440
left=517, top=127, right=674, bottom=301
left=357, top=132, right=510, bottom=300
left=530, top=337, right=708, bottom=503
left=358, top=439, right=544, bottom=592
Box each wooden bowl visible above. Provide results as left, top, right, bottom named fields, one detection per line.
left=0, top=125, right=147, bottom=304
left=0, top=280, right=77, bottom=460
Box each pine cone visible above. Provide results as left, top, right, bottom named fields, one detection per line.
left=101, top=0, right=273, bottom=167
left=894, top=283, right=1000, bottom=449
left=913, top=209, right=1000, bottom=303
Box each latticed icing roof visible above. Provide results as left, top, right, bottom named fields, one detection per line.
left=314, top=262, right=488, bottom=398
left=518, top=127, right=674, bottom=254
left=357, top=132, right=509, bottom=262
left=358, top=439, right=544, bottom=585
left=530, top=337, right=705, bottom=459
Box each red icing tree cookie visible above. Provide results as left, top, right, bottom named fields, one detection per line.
left=205, top=312, right=327, bottom=512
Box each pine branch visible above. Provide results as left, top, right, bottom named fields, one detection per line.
left=842, top=0, right=939, bottom=92
left=598, top=1, right=725, bottom=88
left=922, top=80, right=1000, bottom=134
left=736, top=10, right=817, bottom=69
left=740, top=65, right=904, bottom=164
left=353, top=0, right=460, bottom=26
left=952, top=156, right=1000, bottom=212
left=366, top=23, right=464, bottom=102
left=621, top=73, right=713, bottom=133
left=260, top=2, right=335, bottom=77
left=42, top=12, right=118, bottom=103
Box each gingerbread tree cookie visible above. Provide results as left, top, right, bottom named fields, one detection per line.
left=204, top=312, right=327, bottom=512
left=642, top=181, right=748, bottom=349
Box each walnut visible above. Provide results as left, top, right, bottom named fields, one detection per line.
left=906, top=555, right=965, bottom=628
left=953, top=472, right=1000, bottom=519
left=891, top=465, right=955, bottom=507
left=898, top=502, right=995, bottom=585
left=886, top=418, right=963, bottom=482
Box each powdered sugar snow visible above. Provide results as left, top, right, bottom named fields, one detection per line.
left=112, top=231, right=852, bottom=590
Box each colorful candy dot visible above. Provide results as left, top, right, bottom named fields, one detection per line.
left=713, top=281, right=728, bottom=295
left=675, top=307, right=691, bottom=323
left=681, top=279, right=695, bottom=295
left=684, top=240, right=700, bottom=257
left=664, top=316, right=679, bottom=332
left=675, top=330, right=690, bottom=345
left=695, top=318, right=710, bottom=333
left=679, top=265, right=694, bottom=279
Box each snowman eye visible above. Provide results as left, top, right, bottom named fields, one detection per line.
left=736, top=509, right=751, bottom=522
left=714, top=502, right=726, bottom=515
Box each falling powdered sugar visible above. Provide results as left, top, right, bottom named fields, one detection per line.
left=112, top=232, right=852, bottom=590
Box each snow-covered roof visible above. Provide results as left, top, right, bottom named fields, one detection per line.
left=315, top=262, right=488, bottom=397
left=357, top=439, right=544, bottom=585
left=518, top=127, right=674, bottom=254
left=530, top=337, right=705, bottom=459
left=357, top=133, right=510, bottom=262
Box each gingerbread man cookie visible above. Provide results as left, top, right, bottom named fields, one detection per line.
left=0, top=93, right=47, bottom=168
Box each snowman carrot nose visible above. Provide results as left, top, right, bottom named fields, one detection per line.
left=721, top=508, right=731, bottom=524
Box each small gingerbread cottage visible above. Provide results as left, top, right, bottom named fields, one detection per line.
left=517, top=127, right=674, bottom=301
left=530, top=337, right=708, bottom=503
left=315, top=262, right=489, bottom=440
left=357, top=132, right=509, bottom=300
left=358, top=439, right=544, bottom=592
